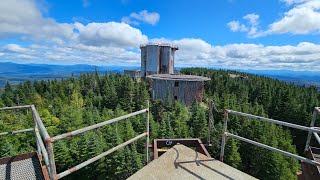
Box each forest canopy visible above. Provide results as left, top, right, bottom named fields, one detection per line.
left=0, top=68, right=319, bottom=180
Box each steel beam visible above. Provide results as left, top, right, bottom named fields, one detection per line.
left=57, top=132, right=147, bottom=179
left=227, top=132, right=320, bottom=167
left=51, top=109, right=148, bottom=142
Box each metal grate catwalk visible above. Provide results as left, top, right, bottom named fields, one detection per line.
left=0, top=152, right=45, bottom=180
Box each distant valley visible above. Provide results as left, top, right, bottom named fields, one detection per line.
left=0, top=62, right=319, bottom=89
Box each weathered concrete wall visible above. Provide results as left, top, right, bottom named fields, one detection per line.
left=151, top=79, right=205, bottom=106
left=146, top=45, right=160, bottom=75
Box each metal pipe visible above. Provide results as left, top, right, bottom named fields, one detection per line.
left=313, top=132, right=320, bottom=145
left=35, top=128, right=50, bottom=174
left=0, top=128, right=33, bottom=136
left=0, top=105, right=31, bottom=111
left=227, top=109, right=320, bottom=134
left=47, top=142, right=57, bottom=180
left=207, top=100, right=213, bottom=145
left=31, top=105, right=50, bottom=140
left=51, top=109, right=148, bottom=142
left=145, top=101, right=150, bottom=164
left=305, top=110, right=318, bottom=151
left=34, top=119, right=42, bottom=156
left=57, top=132, right=147, bottom=179
left=220, top=110, right=229, bottom=162
left=227, top=132, right=320, bottom=166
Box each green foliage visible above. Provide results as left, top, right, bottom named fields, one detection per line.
left=1, top=68, right=317, bottom=179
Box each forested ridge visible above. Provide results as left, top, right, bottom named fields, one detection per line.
left=0, top=68, right=319, bottom=179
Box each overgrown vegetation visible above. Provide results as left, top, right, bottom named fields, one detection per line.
left=1, top=68, right=319, bottom=179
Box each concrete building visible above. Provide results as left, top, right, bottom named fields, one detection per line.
left=140, top=44, right=178, bottom=77
left=147, top=74, right=211, bottom=106
left=124, top=70, right=141, bottom=81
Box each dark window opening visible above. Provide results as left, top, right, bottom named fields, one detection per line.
left=174, top=81, right=179, bottom=87
left=174, top=96, right=178, bottom=100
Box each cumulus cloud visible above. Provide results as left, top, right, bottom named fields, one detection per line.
left=122, top=10, right=160, bottom=25
left=228, top=0, right=320, bottom=37
left=150, top=38, right=320, bottom=71
left=227, top=13, right=261, bottom=37
left=227, top=21, right=248, bottom=32
left=0, top=0, right=74, bottom=42
left=0, top=0, right=319, bottom=71
left=74, top=22, right=148, bottom=48
left=267, top=0, right=320, bottom=35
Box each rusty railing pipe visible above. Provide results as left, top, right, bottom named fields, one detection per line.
left=51, top=109, right=148, bottom=142
left=0, top=105, right=31, bottom=110
left=57, top=132, right=147, bottom=179
left=227, top=109, right=320, bottom=134
left=145, top=101, right=150, bottom=164
left=227, top=132, right=320, bottom=166
left=0, top=128, right=34, bottom=136
left=220, top=110, right=229, bottom=162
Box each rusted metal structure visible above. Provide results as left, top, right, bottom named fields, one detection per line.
left=220, top=107, right=320, bottom=179
left=0, top=102, right=150, bottom=180
left=124, top=69, right=141, bottom=81
left=140, top=44, right=178, bottom=77
left=147, top=74, right=211, bottom=106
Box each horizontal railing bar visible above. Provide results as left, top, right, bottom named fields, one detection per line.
left=226, top=110, right=320, bottom=134
left=226, top=133, right=320, bottom=166
left=0, top=128, right=34, bottom=136
left=316, top=107, right=320, bottom=114
left=51, top=109, right=148, bottom=142
left=0, top=105, right=31, bottom=111
left=57, top=132, right=147, bottom=179
left=313, top=132, right=320, bottom=145
left=31, top=105, right=50, bottom=141
left=35, top=128, right=50, bottom=173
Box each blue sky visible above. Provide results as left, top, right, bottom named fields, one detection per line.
left=0, top=0, right=320, bottom=71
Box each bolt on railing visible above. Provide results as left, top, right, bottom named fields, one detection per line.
left=220, top=107, right=320, bottom=167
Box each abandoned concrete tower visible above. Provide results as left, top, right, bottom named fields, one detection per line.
left=140, top=44, right=178, bottom=77
left=138, top=44, right=210, bottom=106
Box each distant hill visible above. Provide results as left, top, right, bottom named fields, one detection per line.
left=0, top=62, right=319, bottom=88
left=0, top=62, right=139, bottom=87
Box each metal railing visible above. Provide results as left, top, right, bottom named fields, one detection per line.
left=220, top=107, right=320, bottom=167
left=0, top=101, right=150, bottom=180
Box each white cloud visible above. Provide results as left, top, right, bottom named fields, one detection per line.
left=281, top=0, right=309, bottom=5
left=150, top=38, right=320, bottom=71
left=228, top=0, right=320, bottom=37
left=0, top=0, right=319, bottom=71
left=122, top=10, right=160, bottom=25
left=3, top=44, right=30, bottom=53
left=0, top=0, right=74, bottom=42
left=267, top=0, right=320, bottom=35
left=227, top=13, right=260, bottom=37
left=74, top=22, right=148, bottom=48
left=227, top=21, right=248, bottom=32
